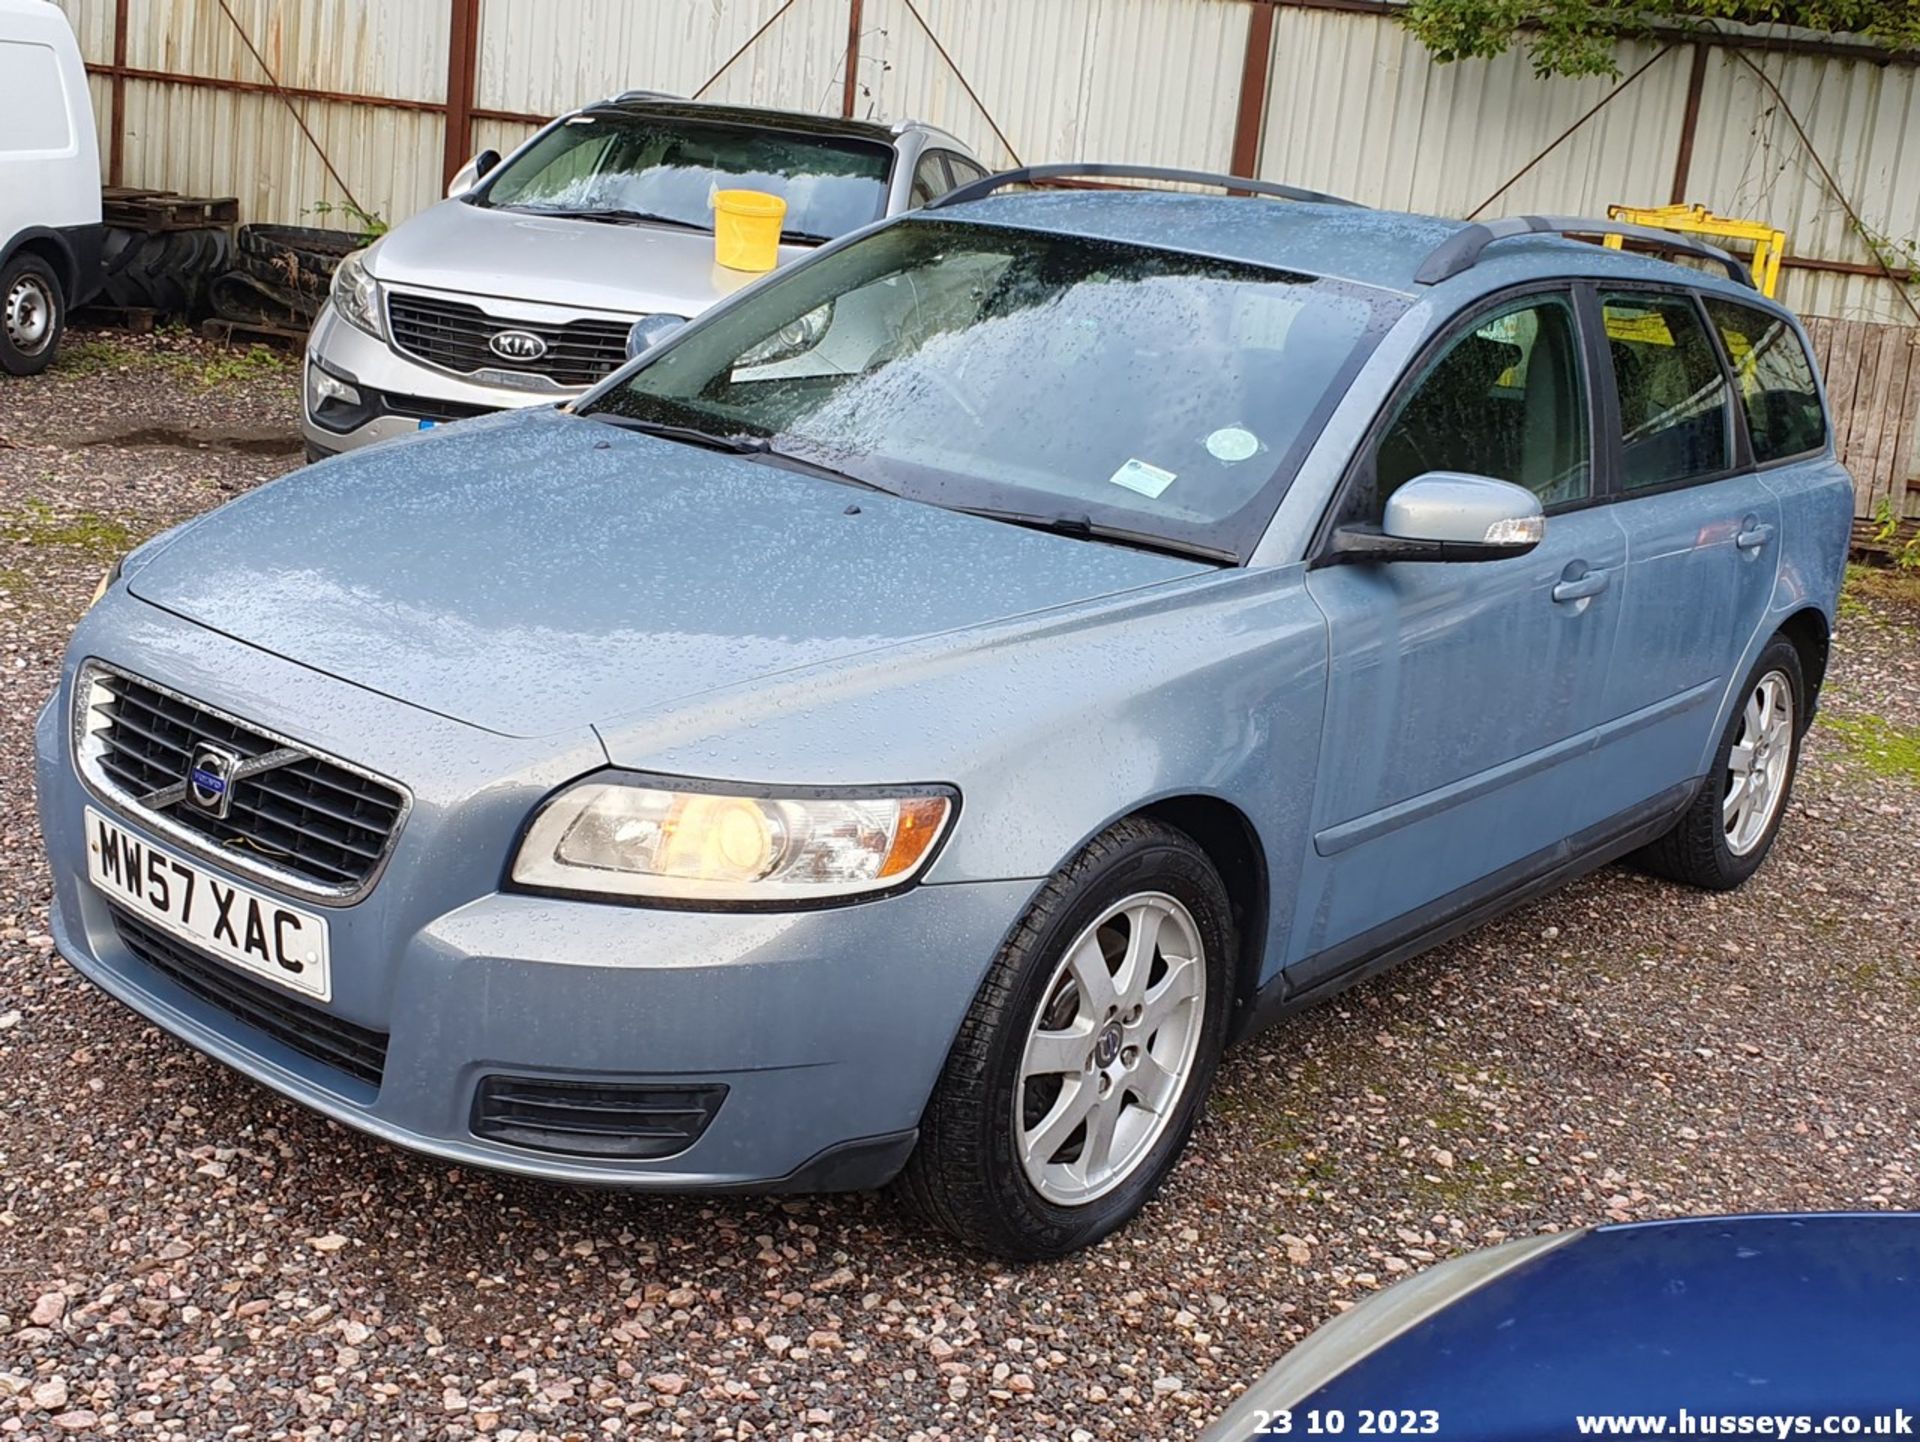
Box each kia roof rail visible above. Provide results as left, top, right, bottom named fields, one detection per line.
left=927, top=163, right=1364, bottom=211
left=1415, top=214, right=1755, bottom=288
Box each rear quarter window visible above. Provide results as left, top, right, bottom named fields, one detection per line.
left=1702, top=297, right=1828, bottom=463
left=0, top=41, right=72, bottom=153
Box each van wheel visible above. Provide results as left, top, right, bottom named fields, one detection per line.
left=1, top=255, right=66, bottom=377
left=1634, top=637, right=1804, bottom=890
left=900, top=818, right=1233, bottom=1259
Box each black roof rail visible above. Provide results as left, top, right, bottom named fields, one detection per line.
left=609, top=88, right=681, bottom=104
left=926, top=163, right=1364, bottom=212
left=1414, top=214, right=1755, bottom=288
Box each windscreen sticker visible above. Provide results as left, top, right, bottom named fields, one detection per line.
left=1205, top=426, right=1261, bottom=463
left=1108, top=458, right=1177, bottom=499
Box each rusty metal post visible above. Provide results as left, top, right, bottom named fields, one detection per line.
left=109, top=0, right=128, bottom=186
left=1231, top=1, right=1276, bottom=180
left=442, top=0, right=483, bottom=189
left=842, top=0, right=864, bottom=118
left=1669, top=42, right=1710, bottom=205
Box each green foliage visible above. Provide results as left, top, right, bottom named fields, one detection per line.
left=1872, top=497, right=1920, bottom=571
left=306, top=198, right=390, bottom=243
left=0, top=499, right=134, bottom=558
left=190, top=344, right=294, bottom=387
left=1823, top=710, right=1920, bottom=784
left=53, top=335, right=291, bottom=389
left=1844, top=561, right=1920, bottom=620
left=1399, top=0, right=1920, bottom=77
left=52, top=336, right=144, bottom=376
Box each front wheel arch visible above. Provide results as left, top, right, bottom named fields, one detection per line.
left=1, top=229, right=79, bottom=304
left=1133, top=795, right=1270, bottom=1035
left=899, top=815, right=1237, bottom=1257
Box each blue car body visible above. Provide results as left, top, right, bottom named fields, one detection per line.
left=36, top=186, right=1853, bottom=1203
left=1209, top=1213, right=1920, bottom=1438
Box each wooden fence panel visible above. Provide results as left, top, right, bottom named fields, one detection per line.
left=1804, top=316, right=1920, bottom=521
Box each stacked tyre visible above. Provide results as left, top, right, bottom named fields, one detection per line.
left=208, top=225, right=361, bottom=330
left=98, top=226, right=234, bottom=316
left=92, top=223, right=359, bottom=329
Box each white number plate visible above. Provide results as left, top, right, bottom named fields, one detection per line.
left=84, top=807, right=332, bottom=1002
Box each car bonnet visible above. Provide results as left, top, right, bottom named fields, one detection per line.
left=369, top=198, right=814, bottom=319
left=125, top=410, right=1210, bottom=738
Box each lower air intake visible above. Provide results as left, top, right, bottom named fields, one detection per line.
left=470, top=1075, right=727, bottom=1160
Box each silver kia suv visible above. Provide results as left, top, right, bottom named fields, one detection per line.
left=302, top=95, right=981, bottom=460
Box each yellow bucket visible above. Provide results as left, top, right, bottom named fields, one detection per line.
left=713, top=188, right=786, bottom=273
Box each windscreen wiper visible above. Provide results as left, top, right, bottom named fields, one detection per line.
left=585, top=413, right=767, bottom=455
left=949, top=507, right=1235, bottom=565
left=584, top=414, right=894, bottom=494
left=522, top=207, right=707, bottom=231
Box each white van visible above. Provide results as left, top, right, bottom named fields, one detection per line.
left=0, top=0, right=102, bottom=374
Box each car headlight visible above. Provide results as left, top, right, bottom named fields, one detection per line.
left=736, top=301, right=833, bottom=368
left=329, top=251, right=385, bottom=339
left=511, top=776, right=957, bottom=904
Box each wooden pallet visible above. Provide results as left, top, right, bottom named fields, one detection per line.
left=73, top=303, right=159, bottom=334
left=103, top=186, right=239, bottom=232
left=1852, top=514, right=1920, bottom=561
left=199, top=317, right=306, bottom=349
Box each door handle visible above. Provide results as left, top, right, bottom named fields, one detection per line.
left=1735, top=522, right=1776, bottom=551
left=1551, top=571, right=1610, bottom=604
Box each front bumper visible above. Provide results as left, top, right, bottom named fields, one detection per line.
left=301, top=303, right=590, bottom=459
left=36, top=605, right=1032, bottom=1190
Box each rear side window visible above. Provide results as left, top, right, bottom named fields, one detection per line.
left=1370, top=293, right=1592, bottom=514
left=910, top=154, right=953, bottom=207
left=0, top=41, right=72, bottom=153
left=1602, top=292, right=1734, bottom=490
left=1702, top=297, right=1827, bottom=463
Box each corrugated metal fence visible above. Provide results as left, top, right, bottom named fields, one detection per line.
left=49, top=0, right=1920, bottom=513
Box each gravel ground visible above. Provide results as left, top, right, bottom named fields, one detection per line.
left=1, top=328, right=1917, bottom=1440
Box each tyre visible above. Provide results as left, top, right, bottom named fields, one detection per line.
left=237, top=225, right=358, bottom=296
left=1634, top=636, right=1804, bottom=890
left=901, top=817, right=1234, bottom=1259
left=97, top=226, right=238, bottom=318
left=1, top=253, right=65, bottom=376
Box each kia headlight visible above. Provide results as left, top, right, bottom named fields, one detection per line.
left=511, top=776, right=956, bottom=904
left=330, top=251, right=385, bottom=339
left=736, top=301, right=833, bottom=368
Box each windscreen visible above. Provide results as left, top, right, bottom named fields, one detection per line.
left=580, top=218, right=1405, bottom=560
left=476, top=113, right=893, bottom=243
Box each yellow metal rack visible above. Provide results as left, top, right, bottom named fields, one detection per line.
left=1602, top=203, right=1788, bottom=297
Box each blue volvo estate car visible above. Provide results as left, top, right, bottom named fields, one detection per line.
left=37, top=165, right=1852, bottom=1258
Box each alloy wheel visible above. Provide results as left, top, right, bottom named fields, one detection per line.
left=1724, top=669, right=1794, bottom=857
left=1013, top=892, right=1208, bottom=1206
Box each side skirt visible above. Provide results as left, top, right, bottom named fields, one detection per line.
left=1231, top=780, right=1700, bottom=1043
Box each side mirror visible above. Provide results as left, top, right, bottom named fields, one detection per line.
left=626, top=314, right=687, bottom=360
left=446, top=148, right=503, bottom=199
left=1326, top=472, right=1545, bottom=565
